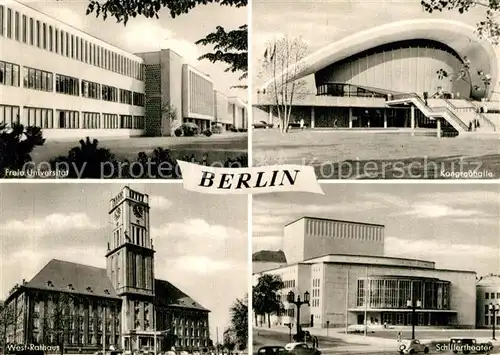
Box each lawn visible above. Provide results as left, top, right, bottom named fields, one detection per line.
left=253, top=129, right=500, bottom=179
left=31, top=133, right=248, bottom=167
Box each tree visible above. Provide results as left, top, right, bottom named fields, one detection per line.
left=44, top=292, right=76, bottom=355
left=252, top=274, right=284, bottom=328
left=421, top=0, right=500, bottom=45
left=0, top=300, right=16, bottom=349
left=84, top=0, right=248, bottom=82
left=196, top=25, right=248, bottom=85
left=0, top=123, right=45, bottom=178
left=258, top=37, right=308, bottom=133
left=436, top=56, right=492, bottom=98
left=227, top=296, right=247, bottom=350
left=161, top=103, right=179, bottom=137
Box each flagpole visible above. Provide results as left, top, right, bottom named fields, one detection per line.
left=345, top=271, right=349, bottom=334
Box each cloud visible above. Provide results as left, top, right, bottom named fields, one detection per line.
left=385, top=236, right=499, bottom=273
left=149, top=195, right=173, bottom=210
left=122, top=21, right=200, bottom=65
left=399, top=202, right=482, bottom=219
left=0, top=213, right=99, bottom=237
left=171, top=255, right=239, bottom=274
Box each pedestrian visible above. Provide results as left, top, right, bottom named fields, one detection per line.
left=384, top=322, right=387, bottom=330
left=315, top=336, right=319, bottom=349
left=469, top=121, right=473, bottom=132
left=397, top=332, right=402, bottom=342
left=333, top=119, right=338, bottom=128
left=300, top=118, right=305, bottom=130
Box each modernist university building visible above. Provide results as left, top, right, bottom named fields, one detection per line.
left=3, top=187, right=211, bottom=353
left=0, top=0, right=247, bottom=140
left=253, top=217, right=477, bottom=329
left=254, top=19, right=500, bottom=136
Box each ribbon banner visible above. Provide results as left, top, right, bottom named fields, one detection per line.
left=178, top=161, right=324, bottom=195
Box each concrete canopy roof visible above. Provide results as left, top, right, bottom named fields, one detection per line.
left=259, top=19, right=499, bottom=97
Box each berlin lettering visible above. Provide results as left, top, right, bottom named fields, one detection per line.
left=198, top=169, right=301, bottom=189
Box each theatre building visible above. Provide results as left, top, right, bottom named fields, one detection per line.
left=0, top=0, right=247, bottom=139
left=476, top=275, right=500, bottom=328
left=3, top=187, right=211, bottom=353
left=253, top=216, right=476, bottom=328
left=254, top=19, right=500, bottom=136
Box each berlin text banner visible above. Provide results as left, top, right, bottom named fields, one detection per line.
left=178, top=161, right=324, bottom=195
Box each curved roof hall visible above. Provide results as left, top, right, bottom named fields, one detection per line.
left=259, top=19, right=499, bottom=97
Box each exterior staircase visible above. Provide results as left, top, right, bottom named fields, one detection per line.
left=386, top=93, right=498, bottom=136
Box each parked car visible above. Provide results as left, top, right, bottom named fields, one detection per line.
left=398, top=339, right=429, bottom=354
left=449, top=337, right=493, bottom=354
left=284, top=342, right=320, bottom=355
left=256, top=346, right=288, bottom=355
left=253, top=121, right=274, bottom=129
left=287, top=122, right=308, bottom=129
left=346, top=324, right=374, bottom=333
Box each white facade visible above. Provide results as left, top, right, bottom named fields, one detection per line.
left=0, top=0, right=145, bottom=140
left=476, top=275, right=500, bottom=328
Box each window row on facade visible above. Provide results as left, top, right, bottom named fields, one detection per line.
left=485, top=292, right=500, bottom=300
left=188, top=70, right=215, bottom=117
left=0, top=5, right=144, bottom=80
left=0, top=105, right=144, bottom=130
left=0, top=60, right=145, bottom=107
left=305, top=219, right=383, bottom=242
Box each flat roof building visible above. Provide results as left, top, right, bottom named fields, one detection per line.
left=254, top=19, right=500, bottom=136
left=253, top=216, right=477, bottom=329
left=0, top=0, right=245, bottom=139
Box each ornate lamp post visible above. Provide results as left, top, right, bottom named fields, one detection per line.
left=489, top=303, right=500, bottom=340
left=287, top=291, right=310, bottom=339
left=406, top=298, right=422, bottom=340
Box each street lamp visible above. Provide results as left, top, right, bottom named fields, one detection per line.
left=406, top=299, right=422, bottom=340
left=287, top=291, right=310, bottom=340
left=489, top=303, right=500, bottom=340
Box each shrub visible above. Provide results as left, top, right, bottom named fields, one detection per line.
left=0, top=123, right=45, bottom=178
left=125, top=147, right=182, bottom=179
left=202, top=129, right=213, bottom=137
left=224, top=154, right=248, bottom=168
left=174, top=128, right=183, bottom=137
left=181, top=122, right=200, bottom=136
left=211, top=126, right=223, bottom=134
left=50, top=137, right=118, bottom=178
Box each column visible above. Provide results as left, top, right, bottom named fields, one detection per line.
left=311, top=107, right=315, bottom=128
left=436, top=118, right=441, bottom=138
left=383, top=110, right=388, bottom=128
left=410, top=105, right=415, bottom=136
left=348, top=108, right=353, bottom=128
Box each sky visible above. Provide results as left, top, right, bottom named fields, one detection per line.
left=24, top=0, right=247, bottom=98
left=252, top=0, right=492, bottom=87
left=0, top=183, right=248, bottom=341
left=253, top=183, right=500, bottom=277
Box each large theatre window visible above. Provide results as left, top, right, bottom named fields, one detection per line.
left=0, top=105, right=20, bottom=127
left=49, top=26, right=53, bottom=51
left=36, top=20, right=40, bottom=48
left=0, top=61, right=20, bottom=87
left=133, top=92, right=145, bottom=106
left=25, top=67, right=52, bottom=92
left=42, top=23, right=47, bottom=49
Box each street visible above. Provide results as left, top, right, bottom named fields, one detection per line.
left=253, top=328, right=500, bottom=355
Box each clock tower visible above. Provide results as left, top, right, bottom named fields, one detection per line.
left=107, top=186, right=156, bottom=351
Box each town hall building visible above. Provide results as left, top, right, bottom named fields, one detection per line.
left=3, top=187, right=211, bottom=353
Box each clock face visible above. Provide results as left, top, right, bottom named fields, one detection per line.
left=133, top=204, right=144, bottom=218
left=114, top=207, right=121, bottom=220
